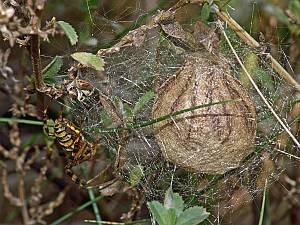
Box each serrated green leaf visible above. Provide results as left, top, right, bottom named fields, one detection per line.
left=148, top=201, right=176, bottom=225
left=57, top=20, right=78, bottom=45
left=200, top=3, right=211, bottom=22
left=123, top=102, right=133, bottom=122
left=175, top=206, right=210, bottom=225
left=111, top=95, right=123, bottom=114
left=254, top=68, right=275, bottom=93
left=129, top=165, right=144, bottom=187
left=42, top=56, right=63, bottom=84
left=99, top=110, right=113, bottom=127
left=132, top=91, right=155, bottom=115
left=71, top=52, right=104, bottom=71
left=164, top=188, right=184, bottom=217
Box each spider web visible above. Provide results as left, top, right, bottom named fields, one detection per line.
left=54, top=1, right=299, bottom=224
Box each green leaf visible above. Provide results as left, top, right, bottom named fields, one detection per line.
left=164, top=188, right=184, bottom=217
left=57, top=21, right=78, bottom=45
left=123, top=102, right=134, bottom=122
left=42, top=56, right=63, bottom=84
left=254, top=68, right=275, bottom=93
left=71, top=52, right=104, bottom=71
left=288, top=0, right=300, bottom=35
left=132, top=91, right=155, bottom=115
left=175, top=206, right=209, bottom=225
left=129, top=165, right=144, bottom=187
left=148, top=201, right=176, bottom=225
left=44, top=119, right=55, bottom=137
left=99, top=110, right=113, bottom=127
left=200, top=3, right=211, bottom=22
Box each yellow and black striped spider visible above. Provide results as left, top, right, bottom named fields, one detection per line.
left=43, top=108, right=98, bottom=188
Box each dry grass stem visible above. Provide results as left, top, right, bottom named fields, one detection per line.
left=215, top=9, right=300, bottom=93
left=218, top=21, right=300, bottom=150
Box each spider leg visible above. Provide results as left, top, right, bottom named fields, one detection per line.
left=64, top=161, right=87, bottom=188
left=86, top=177, right=119, bottom=190
left=85, top=163, right=113, bottom=186
left=64, top=143, right=97, bottom=187
left=86, top=145, right=123, bottom=189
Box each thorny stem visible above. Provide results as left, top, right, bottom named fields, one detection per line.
left=215, top=9, right=300, bottom=93
left=219, top=21, right=300, bottom=149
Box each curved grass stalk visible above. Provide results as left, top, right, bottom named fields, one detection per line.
left=88, top=99, right=238, bottom=133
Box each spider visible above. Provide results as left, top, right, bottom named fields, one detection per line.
left=43, top=108, right=99, bottom=188
left=43, top=101, right=124, bottom=191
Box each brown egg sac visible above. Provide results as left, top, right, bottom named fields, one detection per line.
left=152, top=52, right=257, bottom=174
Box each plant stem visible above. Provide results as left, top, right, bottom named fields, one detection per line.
left=30, top=34, right=45, bottom=118
left=49, top=195, right=103, bottom=225
left=84, top=219, right=150, bottom=224
left=0, top=117, right=43, bottom=125
left=220, top=22, right=300, bottom=149
left=30, top=34, right=44, bottom=91
left=215, top=9, right=300, bottom=93
left=90, top=99, right=238, bottom=133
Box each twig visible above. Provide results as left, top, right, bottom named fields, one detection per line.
left=28, top=0, right=45, bottom=118
left=218, top=21, right=300, bottom=149
left=1, top=167, right=23, bottom=206
left=30, top=35, right=44, bottom=91
left=30, top=34, right=45, bottom=118
left=30, top=188, right=67, bottom=224
left=215, top=9, right=300, bottom=93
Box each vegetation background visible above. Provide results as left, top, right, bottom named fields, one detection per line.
left=0, top=0, right=300, bottom=224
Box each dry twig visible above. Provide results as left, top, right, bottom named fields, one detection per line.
left=0, top=123, right=66, bottom=224
left=215, top=9, right=300, bottom=93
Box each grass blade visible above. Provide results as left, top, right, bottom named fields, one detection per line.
left=258, top=178, right=268, bottom=225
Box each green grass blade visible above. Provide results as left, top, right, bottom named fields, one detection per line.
left=88, top=189, right=102, bottom=225
left=0, top=118, right=43, bottom=126
left=258, top=178, right=268, bottom=225
left=49, top=195, right=103, bottom=225
left=90, top=99, right=239, bottom=133
left=84, top=219, right=150, bottom=224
